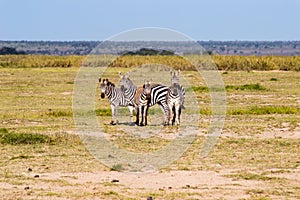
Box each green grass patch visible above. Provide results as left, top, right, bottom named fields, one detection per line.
left=187, top=86, right=209, bottom=92
left=0, top=131, right=52, bottom=145
left=228, top=106, right=300, bottom=115
left=47, top=110, right=73, bottom=117
left=187, top=83, right=265, bottom=93
left=0, top=128, right=9, bottom=134
left=226, top=83, right=266, bottom=91
left=270, top=77, right=278, bottom=81
left=0, top=130, right=81, bottom=145
left=95, top=108, right=111, bottom=116
left=110, top=164, right=124, bottom=171
left=200, top=108, right=212, bottom=115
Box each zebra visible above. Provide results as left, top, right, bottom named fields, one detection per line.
left=99, top=78, right=134, bottom=125
left=166, top=70, right=185, bottom=125
left=119, top=72, right=170, bottom=126
left=133, top=80, right=152, bottom=126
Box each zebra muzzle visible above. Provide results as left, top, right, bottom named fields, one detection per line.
left=100, top=93, right=105, bottom=99
left=120, top=85, right=125, bottom=92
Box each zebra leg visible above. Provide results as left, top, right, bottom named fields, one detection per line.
left=168, top=104, right=173, bottom=126
left=135, top=107, right=140, bottom=126
left=140, top=105, right=149, bottom=126
left=115, top=105, right=119, bottom=125
left=145, top=105, right=149, bottom=126
left=172, top=105, right=176, bottom=126
left=178, top=106, right=182, bottom=125
left=140, top=105, right=145, bottom=126
left=175, top=104, right=180, bottom=125
left=128, top=106, right=135, bottom=126
left=110, top=105, right=116, bottom=125
left=158, top=103, right=169, bottom=126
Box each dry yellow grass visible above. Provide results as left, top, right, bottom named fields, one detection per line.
left=0, top=66, right=299, bottom=199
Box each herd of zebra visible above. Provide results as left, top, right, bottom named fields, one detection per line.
left=99, top=70, right=185, bottom=126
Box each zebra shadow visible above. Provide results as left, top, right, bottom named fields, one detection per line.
left=104, top=122, right=134, bottom=126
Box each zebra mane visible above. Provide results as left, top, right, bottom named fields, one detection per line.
left=107, top=81, right=115, bottom=87
left=127, top=77, right=134, bottom=86
left=99, top=78, right=115, bottom=87
left=126, top=78, right=137, bottom=91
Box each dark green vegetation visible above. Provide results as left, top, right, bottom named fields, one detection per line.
left=0, top=130, right=51, bottom=145
left=0, top=128, right=80, bottom=145
left=122, top=48, right=174, bottom=56
left=225, top=83, right=266, bottom=91
left=0, top=47, right=25, bottom=55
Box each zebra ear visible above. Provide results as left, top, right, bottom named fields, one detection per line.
left=177, top=69, right=180, bottom=76
left=118, top=72, right=123, bottom=78
left=125, top=72, right=129, bottom=78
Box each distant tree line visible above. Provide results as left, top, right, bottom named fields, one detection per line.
left=1, top=40, right=300, bottom=56
left=0, top=47, right=26, bottom=55
left=122, top=48, right=174, bottom=56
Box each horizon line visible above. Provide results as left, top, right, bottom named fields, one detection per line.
left=1, top=39, right=300, bottom=42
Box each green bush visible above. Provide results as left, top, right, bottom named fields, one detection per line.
left=0, top=131, right=52, bottom=145
left=225, top=83, right=266, bottom=91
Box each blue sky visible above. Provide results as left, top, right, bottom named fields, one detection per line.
left=1, top=0, right=299, bottom=41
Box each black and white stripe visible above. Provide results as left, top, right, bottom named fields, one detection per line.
left=166, top=70, right=185, bottom=125
left=148, top=83, right=170, bottom=124
left=99, top=78, right=134, bottom=125
left=133, top=81, right=152, bottom=126
left=119, top=73, right=170, bottom=126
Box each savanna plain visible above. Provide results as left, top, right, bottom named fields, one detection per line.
left=0, top=55, right=299, bottom=200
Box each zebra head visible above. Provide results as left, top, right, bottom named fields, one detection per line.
left=119, top=72, right=133, bottom=92
left=170, top=70, right=180, bottom=85
left=99, top=78, right=106, bottom=99
left=99, top=78, right=115, bottom=99
left=143, top=80, right=152, bottom=99
left=169, top=83, right=180, bottom=96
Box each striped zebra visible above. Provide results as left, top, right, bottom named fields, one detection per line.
left=166, top=70, right=185, bottom=125
left=133, top=80, right=152, bottom=126
left=119, top=72, right=170, bottom=126
left=99, top=78, right=134, bottom=125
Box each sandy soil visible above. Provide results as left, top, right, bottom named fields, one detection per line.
left=2, top=165, right=299, bottom=199
left=1, top=128, right=299, bottom=199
